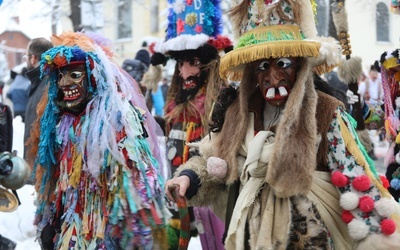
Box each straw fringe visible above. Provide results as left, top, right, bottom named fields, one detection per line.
left=220, top=40, right=320, bottom=80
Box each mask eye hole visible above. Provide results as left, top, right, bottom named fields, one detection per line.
left=177, top=60, right=183, bottom=69
left=70, top=71, right=84, bottom=79
left=192, top=59, right=201, bottom=67
left=258, top=61, right=270, bottom=71
left=276, top=58, right=292, bottom=68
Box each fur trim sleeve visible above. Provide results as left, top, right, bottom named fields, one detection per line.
left=174, top=156, right=227, bottom=207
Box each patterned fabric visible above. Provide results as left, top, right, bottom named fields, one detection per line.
left=327, top=107, right=394, bottom=237
left=287, top=195, right=333, bottom=250
left=165, top=90, right=206, bottom=172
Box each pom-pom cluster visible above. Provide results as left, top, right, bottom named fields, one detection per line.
left=332, top=171, right=396, bottom=239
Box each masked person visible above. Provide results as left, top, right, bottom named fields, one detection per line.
left=150, top=0, right=233, bottom=248
left=29, top=32, right=169, bottom=250
left=165, top=0, right=400, bottom=249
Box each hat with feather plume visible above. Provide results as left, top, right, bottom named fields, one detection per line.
left=219, top=0, right=341, bottom=81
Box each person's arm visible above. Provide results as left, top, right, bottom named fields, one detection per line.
left=165, top=134, right=228, bottom=207
left=327, top=107, right=400, bottom=248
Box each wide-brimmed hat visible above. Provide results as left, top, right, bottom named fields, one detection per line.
left=220, top=0, right=341, bottom=81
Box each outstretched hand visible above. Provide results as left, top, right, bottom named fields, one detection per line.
left=165, top=175, right=190, bottom=201
left=346, top=89, right=359, bottom=104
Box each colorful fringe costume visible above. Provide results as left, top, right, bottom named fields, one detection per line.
left=32, top=32, right=168, bottom=249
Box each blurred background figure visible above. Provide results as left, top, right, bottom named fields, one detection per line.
left=0, top=80, right=4, bottom=102
left=160, top=77, right=169, bottom=107
left=23, top=37, right=53, bottom=169
left=6, top=67, right=29, bottom=122
left=122, top=45, right=150, bottom=91
left=358, top=65, right=384, bottom=104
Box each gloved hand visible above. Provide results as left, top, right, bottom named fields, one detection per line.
left=346, top=89, right=359, bottom=104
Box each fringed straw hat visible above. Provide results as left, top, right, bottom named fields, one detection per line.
left=220, top=0, right=341, bottom=81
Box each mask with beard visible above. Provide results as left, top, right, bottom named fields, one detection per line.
left=174, top=58, right=207, bottom=104
left=175, top=71, right=207, bottom=104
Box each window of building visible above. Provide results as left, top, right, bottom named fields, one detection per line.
left=315, top=0, right=329, bottom=37
left=376, top=2, right=390, bottom=42
left=14, top=52, right=23, bottom=66
left=117, top=0, right=132, bottom=39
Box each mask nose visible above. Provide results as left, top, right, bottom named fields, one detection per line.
left=268, top=70, right=282, bottom=88
left=179, top=61, right=200, bottom=80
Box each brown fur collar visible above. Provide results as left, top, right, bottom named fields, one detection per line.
left=215, top=60, right=318, bottom=198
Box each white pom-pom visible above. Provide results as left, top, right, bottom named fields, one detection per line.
left=396, top=153, right=400, bottom=164
left=340, top=192, right=359, bottom=210
left=348, top=220, right=369, bottom=240
left=375, top=198, right=396, bottom=217
left=207, top=157, right=228, bottom=179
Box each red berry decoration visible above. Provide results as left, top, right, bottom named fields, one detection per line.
left=341, top=210, right=354, bottom=224
left=359, top=196, right=374, bottom=212
left=352, top=175, right=371, bottom=191
left=381, top=219, right=396, bottom=235
left=332, top=171, right=348, bottom=187
left=379, top=175, right=390, bottom=189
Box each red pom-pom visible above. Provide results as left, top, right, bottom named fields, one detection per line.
left=380, top=175, right=390, bottom=189
left=148, top=42, right=156, bottom=55
left=208, top=35, right=232, bottom=51
left=332, top=171, right=349, bottom=187
left=342, top=210, right=354, bottom=224
left=359, top=196, right=375, bottom=212
left=381, top=219, right=396, bottom=235
left=352, top=175, right=371, bottom=191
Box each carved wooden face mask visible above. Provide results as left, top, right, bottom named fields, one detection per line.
left=57, top=64, right=89, bottom=113
left=255, top=57, right=298, bottom=106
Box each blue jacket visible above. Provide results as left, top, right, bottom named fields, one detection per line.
left=151, top=87, right=165, bottom=116
left=6, top=74, right=30, bottom=113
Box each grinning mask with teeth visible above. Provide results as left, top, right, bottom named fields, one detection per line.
left=254, top=57, right=299, bottom=106
left=174, top=57, right=207, bottom=104
left=56, top=63, right=90, bottom=113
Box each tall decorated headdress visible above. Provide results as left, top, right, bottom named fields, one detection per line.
left=151, top=0, right=233, bottom=65
left=219, top=0, right=341, bottom=81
